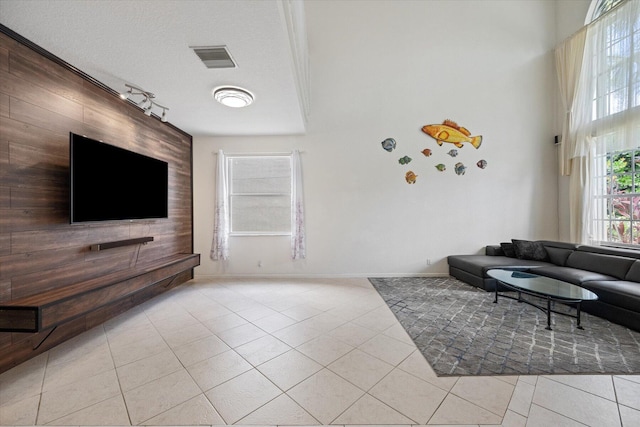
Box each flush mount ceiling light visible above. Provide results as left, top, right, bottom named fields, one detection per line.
left=213, top=86, right=254, bottom=108
left=120, top=83, right=169, bottom=122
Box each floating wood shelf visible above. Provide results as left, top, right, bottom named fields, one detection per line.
left=0, top=253, right=200, bottom=333
left=90, top=237, right=154, bottom=251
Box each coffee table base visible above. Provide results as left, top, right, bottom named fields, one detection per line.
left=494, top=281, right=585, bottom=331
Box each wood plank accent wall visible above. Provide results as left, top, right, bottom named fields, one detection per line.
left=0, top=28, right=195, bottom=373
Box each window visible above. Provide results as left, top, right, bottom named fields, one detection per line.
left=587, top=0, right=625, bottom=23
left=592, top=147, right=640, bottom=244
left=227, top=155, right=292, bottom=235
left=587, top=0, right=640, bottom=246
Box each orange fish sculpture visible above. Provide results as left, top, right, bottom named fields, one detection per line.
left=421, top=120, right=482, bottom=149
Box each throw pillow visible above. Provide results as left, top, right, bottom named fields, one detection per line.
left=511, top=239, right=549, bottom=261
left=500, top=242, right=517, bottom=258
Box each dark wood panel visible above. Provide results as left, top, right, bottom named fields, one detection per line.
left=0, top=117, right=68, bottom=156
left=0, top=208, right=69, bottom=233
left=0, top=332, right=10, bottom=350
left=0, top=280, right=10, bottom=302
left=11, top=224, right=130, bottom=253
left=0, top=247, right=80, bottom=280
left=0, top=315, right=86, bottom=372
left=11, top=186, right=67, bottom=209
left=0, top=234, right=9, bottom=256
left=11, top=251, right=133, bottom=299
left=0, top=93, right=8, bottom=118
left=40, top=255, right=199, bottom=330
left=0, top=46, right=8, bottom=72
left=9, top=142, right=69, bottom=181
left=0, top=187, right=8, bottom=208
left=9, top=97, right=85, bottom=136
left=0, top=27, right=194, bottom=374
left=9, top=48, right=84, bottom=104
left=0, top=69, right=83, bottom=121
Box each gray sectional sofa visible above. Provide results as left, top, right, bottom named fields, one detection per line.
left=448, top=240, right=640, bottom=331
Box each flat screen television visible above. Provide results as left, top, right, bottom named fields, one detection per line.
left=70, top=133, right=168, bottom=223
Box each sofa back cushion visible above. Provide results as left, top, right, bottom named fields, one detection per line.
left=578, top=244, right=640, bottom=260
left=545, top=247, right=572, bottom=266
left=566, top=251, right=635, bottom=280
left=625, top=261, right=640, bottom=282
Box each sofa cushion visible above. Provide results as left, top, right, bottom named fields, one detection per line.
left=486, top=245, right=504, bottom=256
left=539, top=240, right=579, bottom=250
left=578, top=244, right=640, bottom=260
left=546, top=247, right=572, bottom=266
left=625, top=260, right=640, bottom=282
left=447, top=255, right=548, bottom=278
left=500, top=242, right=516, bottom=258
left=580, top=280, right=640, bottom=312
left=512, top=239, right=549, bottom=261
left=531, top=265, right=617, bottom=285
left=566, top=251, right=635, bottom=280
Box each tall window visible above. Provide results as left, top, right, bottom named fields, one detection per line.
left=211, top=150, right=305, bottom=261
left=588, top=0, right=640, bottom=246
left=227, top=155, right=292, bottom=235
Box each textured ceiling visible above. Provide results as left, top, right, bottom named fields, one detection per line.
left=0, top=0, right=307, bottom=136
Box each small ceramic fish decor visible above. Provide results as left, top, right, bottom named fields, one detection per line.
left=381, top=138, right=396, bottom=152
left=477, top=159, right=488, bottom=169
left=405, top=171, right=417, bottom=184
left=447, top=149, right=458, bottom=157
left=435, top=164, right=446, bottom=172
left=421, top=119, right=482, bottom=149
left=454, top=162, right=466, bottom=176
left=421, top=148, right=432, bottom=157
left=398, top=155, right=412, bottom=165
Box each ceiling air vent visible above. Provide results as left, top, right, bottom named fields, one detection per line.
left=192, top=46, right=236, bottom=69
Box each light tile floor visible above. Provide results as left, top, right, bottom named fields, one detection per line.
left=0, top=277, right=639, bottom=426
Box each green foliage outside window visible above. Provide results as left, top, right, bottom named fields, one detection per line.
left=607, top=150, right=640, bottom=244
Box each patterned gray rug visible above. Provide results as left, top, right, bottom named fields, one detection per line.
left=369, top=276, right=640, bottom=376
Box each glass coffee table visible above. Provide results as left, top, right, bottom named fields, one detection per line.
left=487, top=269, right=598, bottom=330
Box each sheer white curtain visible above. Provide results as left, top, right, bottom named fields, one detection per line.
left=210, top=150, right=230, bottom=260
left=555, top=0, right=640, bottom=243
left=291, top=149, right=306, bottom=259
left=555, top=27, right=587, bottom=177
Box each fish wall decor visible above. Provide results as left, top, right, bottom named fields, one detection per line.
left=477, top=159, right=488, bottom=169
left=447, top=149, right=458, bottom=157
left=422, top=120, right=482, bottom=149
left=421, top=149, right=432, bottom=157
left=398, top=155, right=412, bottom=165
left=381, top=138, right=396, bottom=152
left=405, top=171, right=417, bottom=184
left=454, top=162, right=466, bottom=176
left=435, top=164, right=446, bottom=172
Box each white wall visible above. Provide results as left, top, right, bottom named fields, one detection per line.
left=193, top=0, right=568, bottom=278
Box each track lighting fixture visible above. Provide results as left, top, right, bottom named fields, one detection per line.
left=120, top=83, right=169, bottom=122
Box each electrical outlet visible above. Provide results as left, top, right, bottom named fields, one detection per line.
left=258, top=261, right=263, bottom=267
left=427, top=259, right=432, bottom=265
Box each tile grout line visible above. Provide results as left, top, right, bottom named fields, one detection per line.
left=34, top=343, right=50, bottom=426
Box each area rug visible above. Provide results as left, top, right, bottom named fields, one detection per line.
left=369, top=276, right=640, bottom=376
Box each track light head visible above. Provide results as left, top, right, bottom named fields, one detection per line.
left=121, top=84, right=169, bottom=122
left=119, top=87, right=132, bottom=100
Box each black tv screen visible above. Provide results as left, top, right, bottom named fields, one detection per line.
left=70, top=133, right=168, bottom=223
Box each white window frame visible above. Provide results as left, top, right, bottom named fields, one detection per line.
left=226, top=154, right=293, bottom=237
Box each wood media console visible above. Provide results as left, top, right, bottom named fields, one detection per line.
left=0, top=252, right=200, bottom=335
